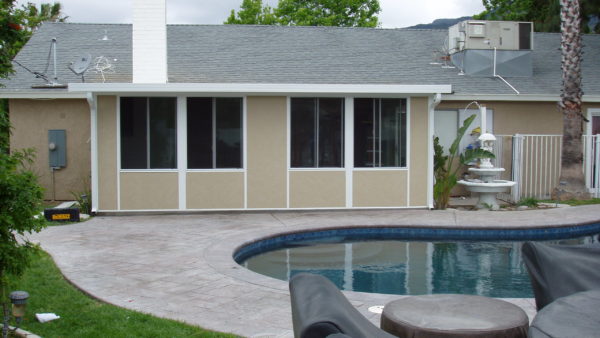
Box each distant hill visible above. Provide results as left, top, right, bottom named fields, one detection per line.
left=406, top=16, right=472, bottom=30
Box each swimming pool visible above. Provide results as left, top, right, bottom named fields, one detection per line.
left=235, top=224, right=600, bottom=298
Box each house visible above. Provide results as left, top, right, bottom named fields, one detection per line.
left=2, top=0, right=600, bottom=213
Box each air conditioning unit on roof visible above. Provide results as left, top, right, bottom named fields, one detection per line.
left=448, top=20, right=533, bottom=54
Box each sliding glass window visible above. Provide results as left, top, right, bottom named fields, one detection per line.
left=187, top=97, right=243, bottom=169
left=354, top=98, right=407, bottom=168
left=291, top=98, right=344, bottom=168
left=120, top=97, right=177, bottom=169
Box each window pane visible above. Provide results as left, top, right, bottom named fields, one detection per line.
left=216, top=98, right=243, bottom=168
left=380, top=99, right=405, bottom=167
left=291, top=98, right=316, bottom=167
left=149, top=97, right=177, bottom=169
left=187, top=98, right=213, bottom=169
left=318, top=98, right=344, bottom=167
left=354, top=98, right=375, bottom=167
left=120, top=97, right=147, bottom=169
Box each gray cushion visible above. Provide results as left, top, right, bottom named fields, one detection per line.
left=522, top=241, right=600, bottom=309
left=529, top=290, right=600, bottom=337
left=289, top=273, right=395, bottom=338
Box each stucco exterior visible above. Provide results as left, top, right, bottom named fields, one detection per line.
left=246, top=96, right=288, bottom=209
left=10, top=93, right=595, bottom=212
left=9, top=99, right=90, bottom=200
left=97, top=95, right=118, bottom=210
left=290, top=171, right=346, bottom=208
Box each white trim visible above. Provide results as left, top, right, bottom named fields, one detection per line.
left=352, top=167, right=409, bottom=171
left=243, top=96, right=248, bottom=209
left=95, top=205, right=430, bottom=213
left=177, top=96, right=187, bottom=210
left=186, top=169, right=245, bottom=173
left=87, top=93, right=99, bottom=213
left=344, top=97, right=354, bottom=208
left=116, top=96, right=121, bottom=210
left=69, top=83, right=452, bottom=95
left=289, top=168, right=345, bottom=172
left=120, top=169, right=179, bottom=173
left=587, top=108, right=600, bottom=192
left=587, top=108, right=600, bottom=136
left=0, top=92, right=87, bottom=99
left=406, top=97, right=411, bottom=207
left=427, top=94, right=442, bottom=209
left=443, top=94, right=600, bottom=102
left=286, top=97, right=291, bottom=209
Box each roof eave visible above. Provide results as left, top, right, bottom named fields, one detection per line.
left=0, top=91, right=87, bottom=99
left=68, top=83, right=453, bottom=96
left=443, top=93, right=600, bottom=103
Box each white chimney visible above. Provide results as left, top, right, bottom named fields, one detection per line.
left=132, top=0, right=167, bottom=83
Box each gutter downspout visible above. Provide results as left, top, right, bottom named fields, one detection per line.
left=428, top=93, right=443, bottom=209
left=493, top=47, right=520, bottom=95
left=86, top=92, right=99, bottom=214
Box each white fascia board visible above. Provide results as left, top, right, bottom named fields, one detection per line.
left=68, top=83, right=452, bottom=95
left=0, top=91, right=87, bottom=99
left=443, top=93, right=600, bottom=102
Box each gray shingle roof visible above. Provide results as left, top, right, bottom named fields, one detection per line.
left=2, top=22, right=600, bottom=96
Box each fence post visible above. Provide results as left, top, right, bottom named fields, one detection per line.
left=512, top=134, right=523, bottom=202
left=592, top=134, right=600, bottom=198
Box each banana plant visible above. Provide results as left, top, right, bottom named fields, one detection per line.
left=434, top=114, right=495, bottom=210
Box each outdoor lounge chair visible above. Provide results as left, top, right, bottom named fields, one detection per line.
left=522, top=241, right=600, bottom=337
left=289, top=273, right=395, bottom=338
left=521, top=241, right=600, bottom=309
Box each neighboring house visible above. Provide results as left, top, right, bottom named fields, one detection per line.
left=1, top=1, right=599, bottom=213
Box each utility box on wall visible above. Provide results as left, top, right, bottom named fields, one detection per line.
left=48, top=129, right=66, bottom=168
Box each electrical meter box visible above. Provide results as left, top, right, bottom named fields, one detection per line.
left=448, top=20, right=533, bottom=53
left=48, top=129, right=66, bottom=168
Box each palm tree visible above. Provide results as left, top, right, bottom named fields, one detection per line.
left=552, top=0, right=590, bottom=200
left=22, top=2, right=68, bottom=32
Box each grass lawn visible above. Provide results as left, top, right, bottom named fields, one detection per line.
left=541, top=198, right=600, bottom=206
left=9, top=251, right=237, bottom=338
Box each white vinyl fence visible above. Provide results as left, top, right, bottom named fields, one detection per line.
left=506, top=134, right=600, bottom=201
left=584, top=134, right=600, bottom=198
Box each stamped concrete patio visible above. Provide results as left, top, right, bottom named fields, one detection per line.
left=29, top=206, right=600, bottom=337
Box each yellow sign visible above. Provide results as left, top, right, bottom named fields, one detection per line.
left=52, top=214, right=70, bottom=220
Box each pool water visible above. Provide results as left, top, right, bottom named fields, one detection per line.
left=241, top=235, right=599, bottom=298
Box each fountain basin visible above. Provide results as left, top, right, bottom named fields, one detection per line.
left=459, top=180, right=516, bottom=193
left=458, top=180, right=516, bottom=210
left=468, top=168, right=505, bottom=174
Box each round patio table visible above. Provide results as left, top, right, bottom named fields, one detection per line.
left=380, top=294, right=529, bottom=338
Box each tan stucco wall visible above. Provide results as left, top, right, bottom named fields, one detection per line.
left=246, top=96, right=287, bottom=208
left=186, top=172, right=244, bottom=209
left=409, top=97, right=429, bottom=206
left=120, top=172, right=178, bottom=210
left=438, top=101, right=600, bottom=135
left=97, top=95, right=118, bottom=210
left=353, top=170, right=408, bottom=207
left=289, top=171, right=345, bottom=208
left=9, top=99, right=90, bottom=200
left=437, top=101, right=564, bottom=135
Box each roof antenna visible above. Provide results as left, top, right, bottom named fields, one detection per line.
left=68, top=53, right=92, bottom=82
left=100, top=29, right=110, bottom=41
left=15, top=38, right=66, bottom=88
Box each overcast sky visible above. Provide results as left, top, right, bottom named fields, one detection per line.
left=15, top=0, right=485, bottom=28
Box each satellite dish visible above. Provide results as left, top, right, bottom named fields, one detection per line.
left=71, top=53, right=92, bottom=74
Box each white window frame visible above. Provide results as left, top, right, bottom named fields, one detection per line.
left=186, top=97, right=244, bottom=171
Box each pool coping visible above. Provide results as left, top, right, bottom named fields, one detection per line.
left=29, top=205, right=600, bottom=337
left=205, top=206, right=600, bottom=294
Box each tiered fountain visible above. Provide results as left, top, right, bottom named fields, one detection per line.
left=458, top=104, right=516, bottom=210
